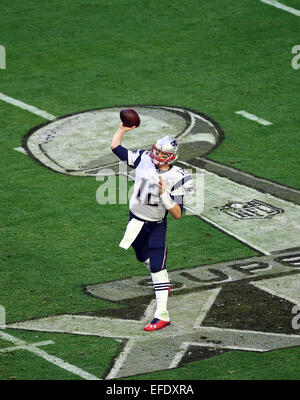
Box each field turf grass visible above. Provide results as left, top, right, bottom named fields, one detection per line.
left=0, top=0, right=299, bottom=381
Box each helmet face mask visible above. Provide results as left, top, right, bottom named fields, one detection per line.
left=150, top=136, right=178, bottom=167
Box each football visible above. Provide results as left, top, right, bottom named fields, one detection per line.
left=120, top=109, right=140, bottom=127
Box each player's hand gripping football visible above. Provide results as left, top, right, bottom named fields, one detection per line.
left=111, top=124, right=136, bottom=150
left=120, top=123, right=136, bottom=132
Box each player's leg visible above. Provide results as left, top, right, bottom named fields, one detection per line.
left=149, top=246, right=170, bottom=317
left=144, top=220, right=171, bottom=331
left=128, top=211, right=150, bottom=270
left=131, top=226, right=150, bottom=269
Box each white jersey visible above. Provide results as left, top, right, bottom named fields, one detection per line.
left=127, top=149, right=194, bottom=221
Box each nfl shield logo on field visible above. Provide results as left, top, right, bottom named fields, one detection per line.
left=217, top=199, right=284, bottom=220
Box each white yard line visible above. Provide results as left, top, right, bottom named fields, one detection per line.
left=235, top=110, right=272, bottom=126
left=0, top=330, right=100, bottom=380
left=0, top=92, right=56, bottom=120
left=0, top=91, right=56, bottom=154
left=260, top=0, right=300, bottom=16
left=0, top=340, right=54, bottom=353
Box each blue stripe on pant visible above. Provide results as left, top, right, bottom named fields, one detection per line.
left=129, top=211, right=168, bottom=273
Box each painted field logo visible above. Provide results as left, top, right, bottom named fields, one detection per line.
left=7, top=250, right=300, bottom=379
left=22, top=105, right=224, bottom=177
left=14, top=103, right=300, bottom=380
left=218, top=199, right=284, bottom=220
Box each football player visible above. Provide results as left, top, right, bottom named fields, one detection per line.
left=111, top=124, right=193, bottom=331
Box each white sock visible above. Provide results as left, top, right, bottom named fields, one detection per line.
left=151, top=269, right=170, bottom=321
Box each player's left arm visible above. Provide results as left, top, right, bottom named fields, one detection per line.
left=158, top=176, right=182, bottom=220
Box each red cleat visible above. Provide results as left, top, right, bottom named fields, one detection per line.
left=144, top=318, right=171, bottom=332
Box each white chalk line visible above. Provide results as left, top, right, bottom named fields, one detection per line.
left=0, top=92, right=56, bottom=120
left=0, top=329, right=100, bottom=380
left=235, top=110, right=272, bottom=126
left=260, top=0, right=300, bottom=16
left=0, top=340, right=54, bottom=353
left=0, top=92, right=56, bottom=155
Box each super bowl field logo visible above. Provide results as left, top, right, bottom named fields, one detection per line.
left=22, top=105, right=224, bottom=176
left=7, top=249, right=300, bottom=379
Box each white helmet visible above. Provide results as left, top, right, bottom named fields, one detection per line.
left=150, top=136, right=179, bottom=167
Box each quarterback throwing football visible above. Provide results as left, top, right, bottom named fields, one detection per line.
left=111, top=124, right=193, bottom=331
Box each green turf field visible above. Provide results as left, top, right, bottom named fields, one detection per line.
left=1, top=0, right=300, bottom=383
